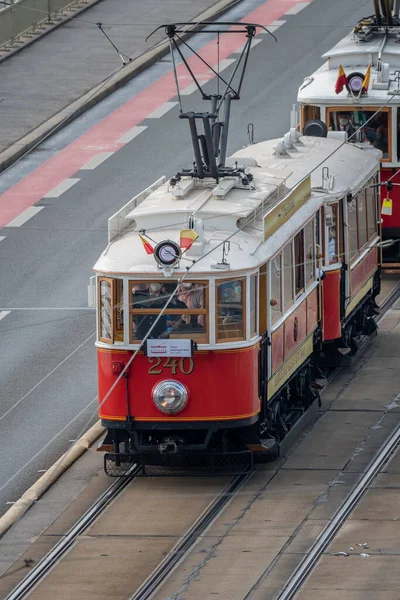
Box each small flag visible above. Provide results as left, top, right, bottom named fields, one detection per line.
left=335, top=64, right=348, bottom=95
left=139, top=233, right=154, bottom=255
left=361, top=65, right=371, bottom=93
left=179, top=229, right=199, bottom=251
left=381, top=197, right=393, bottom=216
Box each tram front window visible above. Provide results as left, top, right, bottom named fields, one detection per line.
left=130, top=281, right=208, bottom=343
left=328, top=109, right=389, bottom=158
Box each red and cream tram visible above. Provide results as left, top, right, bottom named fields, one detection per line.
left=297, top=0, right=400, bottom=269
left=92, top=134, right=381, bottom=474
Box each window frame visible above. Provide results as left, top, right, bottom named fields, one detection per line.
left=98, top=277, right=114, bottom=344
left=270, top=253, right=283, bottom=325
left=324, top=202, right=340, bottom=266
left=366, top=176, right=379, bottom=241
left=129, top=280, right=209, bottom=344
left=347, top=195, right=359, bottom=263
left=294, top=229, right=305, bottom=297
left=249, top=273, right=258, bottom=338
left=283, top=241, right=294, bottom=311
left=304, top=218, right=315, bottom=287
left=215, top=277, right=246, bottom=343
left=326, top=106, right=391, bottom=162
left=357, top=190, right=368, bottom=250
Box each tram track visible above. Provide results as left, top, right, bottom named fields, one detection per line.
left=276, top=422, right=400, bottom=600
left=4, top=278, right=400, bottom=600
left=129, top=470, right=255, bottom=600
left=4, top=468, right=140, bottom=600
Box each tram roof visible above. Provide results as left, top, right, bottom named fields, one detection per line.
left=93, top=137, right=380, bottom=276
left=298, top=30, right=400, bottom=104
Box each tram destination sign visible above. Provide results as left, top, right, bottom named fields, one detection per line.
left=146, top=339, right=192, bottom=357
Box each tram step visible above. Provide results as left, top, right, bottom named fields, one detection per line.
left=337, top=347, right=351, bottom=356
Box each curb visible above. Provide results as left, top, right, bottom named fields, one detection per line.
left=0, top=421, right=105, bottom=538
left=0, top=0, right=241, bottom=173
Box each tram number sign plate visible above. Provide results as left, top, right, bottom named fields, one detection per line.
left=146, top=339, right=192, bottom=358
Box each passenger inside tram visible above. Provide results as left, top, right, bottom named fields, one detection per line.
left=329, top=109, right=389, bottom=157
left=131, top=281, right=206, bottom=340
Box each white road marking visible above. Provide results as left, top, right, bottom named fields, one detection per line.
left=118, top=125, right=148, bottom=144
left=211, top=58, right=236, bottom=73
left=6, top=206, right=44, bottom=227
left=285, top=2, right=309, bottom=14
left=266, top=20, right=286, bottom=33
left=80, top=152, right=114, bottom=170
left=147, top=102, right=178, bottom=119
left=44, top=178, right=80, bottom=198
left=181, top=83, right=202, bottom=95
left=0, top=236, right=6, bottom=242
left=0, top=311, right=11, bottom=321
left=233, top=38, right=263, bottom=54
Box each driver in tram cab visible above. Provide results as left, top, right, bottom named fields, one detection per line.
left=337, top=113, right=355, bottom=138
left=133, top=283, right=169, bottom=340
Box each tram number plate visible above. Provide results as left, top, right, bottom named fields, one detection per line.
left=148, top=357, right=195, bottom=375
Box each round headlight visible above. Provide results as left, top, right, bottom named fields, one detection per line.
left=153, top=380, right=188, bottom=415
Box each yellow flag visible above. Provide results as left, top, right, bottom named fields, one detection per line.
left=362, top=65, right=371, bottom=93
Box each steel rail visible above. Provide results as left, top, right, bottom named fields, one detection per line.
left=129, top=469, right=255, bottom=600
left=5, top=466, right=141, bottom=600
left=277, top=421, right=400, bottom=600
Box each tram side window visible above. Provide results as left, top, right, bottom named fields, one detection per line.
left=114, top=279, right=124, bottom=342
left=270, top=254, right=282, bottom=325
left=216, top=279, right=245, bottom=341
left=325, top=204, right=338, bottom=265
left=283, top=242, right=294, bottom=311
left=294, top=230, right=305, bottom=295
left=347, top=197, right=359, bottom=261
left=130, top=281, right=208, bottom=343
left=99, top=278, right=113, bottom=343
left=249, top=274, right=258, bottom=337
left=366, top=178, right=378, bottom=239
left=358, top=192, right=368, bottom=248
left=328, top=108, right=390, bottom=159
left=304, top=220, right=315, bottom=286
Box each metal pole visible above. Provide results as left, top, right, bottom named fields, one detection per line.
left=188, top=117, right=204, bottom=179
left=219, top=95, right=232, bottom=168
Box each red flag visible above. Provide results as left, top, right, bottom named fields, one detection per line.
left=179, top=229, right=199, bottom=251
left=139, top=234, right=154, bottom=255
left=335, top=65, right=347, bottom=94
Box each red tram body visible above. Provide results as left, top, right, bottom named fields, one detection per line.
left=92, top=135, right=382, bottom=475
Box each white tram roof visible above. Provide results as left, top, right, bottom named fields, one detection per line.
left=93, top=137, right=380, bottom=276
left=298, top=29, right=400, bottom=104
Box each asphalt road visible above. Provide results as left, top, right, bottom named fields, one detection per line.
left=0, top=0, right=372, bottom=514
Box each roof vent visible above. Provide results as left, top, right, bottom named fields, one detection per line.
left=273, top=139, right=290, bottom=157
left=283, top=131, right=297, bottom=152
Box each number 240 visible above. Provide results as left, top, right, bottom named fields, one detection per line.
left=148, top=357, right=195, bottom=375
